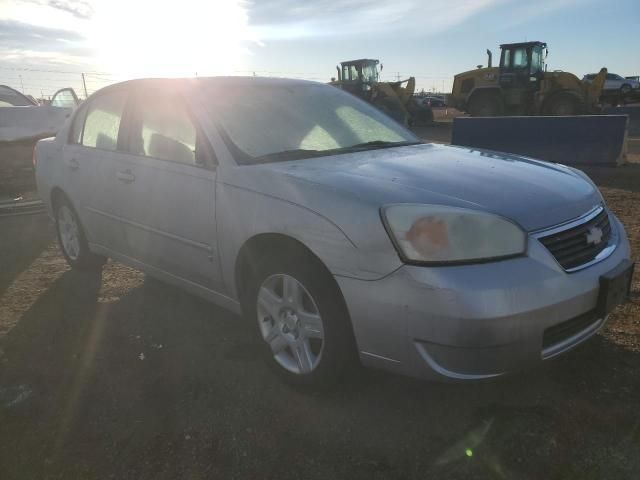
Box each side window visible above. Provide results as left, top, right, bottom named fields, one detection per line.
left=69, top=104, right=87, bottom=144
left=512, top=48, right=527, bottom=68
left=82, top=90, right=127, bottom=151
left=133, top=94, right=202, bottom=166
left=51, top=88, right=78, bottom=108
left=349, top=65, right=359, bottom=81
left=503, top=50, right=511, bottom=68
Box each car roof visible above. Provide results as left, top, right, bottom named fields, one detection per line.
left=92, top=76, right=321, bottom=96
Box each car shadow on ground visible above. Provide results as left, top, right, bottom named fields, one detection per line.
left=0, top=214, right=53, bottom=294
left=1, top=267, right=640, bottom=479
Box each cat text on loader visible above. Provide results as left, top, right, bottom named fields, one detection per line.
left=449, top=41, right=607, bottom=116
left=330, top=59, right=433, bottom=126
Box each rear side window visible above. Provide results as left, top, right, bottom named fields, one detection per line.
left=82, top=90, right=127, bottom=151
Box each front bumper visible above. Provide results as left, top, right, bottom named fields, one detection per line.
left=336, top=213, right=632, bottom=381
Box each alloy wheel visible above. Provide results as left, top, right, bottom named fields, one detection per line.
left=57, top=205, right=81, bottom=261
left=256, top=274, right=325, bottom=374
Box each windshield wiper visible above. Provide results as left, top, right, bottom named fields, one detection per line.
left=249, top=148, right=328, bottom=163
left=338, top=140, right=422, bottom=152
left=248, top=141, right=422, bottom=164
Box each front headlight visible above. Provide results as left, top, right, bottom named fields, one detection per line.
left=381, top=204, right=526, bottom=264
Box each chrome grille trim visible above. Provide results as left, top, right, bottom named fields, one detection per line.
left=532, top=205, right=618, bottom=272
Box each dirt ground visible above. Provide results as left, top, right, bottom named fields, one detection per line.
left=0, top=132, right=639, bottom=479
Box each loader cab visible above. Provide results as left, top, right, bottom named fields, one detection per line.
left=336, top=59, right=380, bottom=98
left=498, top=41, right=547, bottom=90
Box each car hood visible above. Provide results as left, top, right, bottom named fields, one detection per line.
left=259, top=143, right=602, bottom=232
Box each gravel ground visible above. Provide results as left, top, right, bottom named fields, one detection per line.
left=0, top=140, right=639, bottom=479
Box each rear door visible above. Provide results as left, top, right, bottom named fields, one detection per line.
left=59, top=88, right=129, bottom=251
left=109, top=86, right=221, bottom=291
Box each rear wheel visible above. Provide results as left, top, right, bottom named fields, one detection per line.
left=544, top=94, right=581, bottom=115
left=244, top=250, right=355, bottom=387
left=54, top=197, right=105, bottom=271
left=468, top=93, right=502, bottom=116
left=620, top=84, right=632, bottom=95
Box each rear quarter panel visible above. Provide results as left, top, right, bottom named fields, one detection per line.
left=34, top=136, right=62, bottom=216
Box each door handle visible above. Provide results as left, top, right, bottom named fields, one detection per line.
left=116, top=169, right=135, bottom=183
left=66, top=158, right=79, bottom=170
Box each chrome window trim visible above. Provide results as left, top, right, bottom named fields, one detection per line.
left=531, top=205, right=618, bottom=273
left=530, top=205, right=603, bottom=238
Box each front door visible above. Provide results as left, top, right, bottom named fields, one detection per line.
left=110, top=87, right=221, bottom=291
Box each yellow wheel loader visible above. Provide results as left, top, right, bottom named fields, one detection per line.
left=449, top=42, right=607, bottom=116
left=330, top=59, right=433, bottom=126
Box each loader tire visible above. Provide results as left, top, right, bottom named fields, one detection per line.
left=543, top=94, right=582, bottom=116
left=374, top=97, right=408, bottom=126
left=468, top=93, right=502, bottom=117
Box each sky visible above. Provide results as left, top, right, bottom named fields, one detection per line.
left=0, top=0, right=639, bottom=98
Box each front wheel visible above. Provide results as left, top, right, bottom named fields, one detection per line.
left=245, top=252, right=355, bottom=387
left=467, top=94, right=502, bottom=116
left=54, top=197, right=105, bottom=271
left=373, top=97, right=409, bottom=126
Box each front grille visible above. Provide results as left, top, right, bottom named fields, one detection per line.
left=538, top=208, right=611, bottom=271
left=542, top=310, right=599, bottom=349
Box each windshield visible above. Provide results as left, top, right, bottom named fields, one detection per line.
left=530, top=46, right=544, bottom=74
left=361, top=63, right=379, bottom=83
left=202, top=82, right=418, bottom=163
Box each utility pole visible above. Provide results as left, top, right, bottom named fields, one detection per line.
left=81, top=73, right=88, bottom=99
left=396, top=72, right=401, bottom=81
left=19, top=75, right=24, bottom=92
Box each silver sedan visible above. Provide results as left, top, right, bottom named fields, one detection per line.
left=35, top=77, right=634, bottom=386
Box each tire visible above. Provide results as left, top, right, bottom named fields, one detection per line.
left=373, top=97, right=408, bottom=126
left=467, top=93, right=502, bottom=116
left=242, top=249, right=356, bottom=388
left=543, top=94, right=581, bottom=116
left=407, top=99, right=434, bottom=126
left=620, top=84, right=631, bottom=95
left=54, top=196, right=106, bottom=271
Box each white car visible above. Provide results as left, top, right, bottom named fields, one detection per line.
left=34, top=77, right=634, bottom=386
left=583, top=73, right=640, bottom=94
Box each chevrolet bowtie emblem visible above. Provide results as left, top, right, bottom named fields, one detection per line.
left=585, top=226, right=603, bottom=245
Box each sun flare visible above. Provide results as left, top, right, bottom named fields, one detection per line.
left=89, top=0, right=257, bottom=78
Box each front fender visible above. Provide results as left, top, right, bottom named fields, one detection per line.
left=216, top=181, right=400, bottom=299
